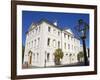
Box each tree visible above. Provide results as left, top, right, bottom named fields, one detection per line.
left=54, top=48, right=64, bottom=65
left=77, top=51, right=84, bottom=62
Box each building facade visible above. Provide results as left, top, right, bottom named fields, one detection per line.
left=23, top=19, right=82, bottom=67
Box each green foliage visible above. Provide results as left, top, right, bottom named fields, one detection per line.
left=54, top=48, right=64, bottom=65
left=77, top=51, right=84, bottom=62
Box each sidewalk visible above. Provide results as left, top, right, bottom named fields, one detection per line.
left=25, top=62, right=89, bottom=69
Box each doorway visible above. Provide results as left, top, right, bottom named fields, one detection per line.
left=28, top=51, right=32, bottom=65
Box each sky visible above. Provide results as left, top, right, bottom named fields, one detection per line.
left=22, top=11, right=89, bottom=48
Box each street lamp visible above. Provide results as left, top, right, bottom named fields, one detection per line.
left=76, top=19, right=89, bottom=65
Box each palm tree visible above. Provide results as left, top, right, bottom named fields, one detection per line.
left=54, top=48, right=64, bottom=65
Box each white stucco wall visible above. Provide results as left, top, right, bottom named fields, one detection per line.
left=23, top=20, right=82, bottom=67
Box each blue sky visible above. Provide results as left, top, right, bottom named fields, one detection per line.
left=22, top=11, right=89, bottom=48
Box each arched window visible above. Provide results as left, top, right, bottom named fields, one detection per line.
left=53, top=29, right=56, bottom=33
left=64, top=33, right=66, bottom=38
left=58, top=31, right=60, bottom=36
left=66, top=53, right=68, bottom=56
left=38, top=26, right=40, bottom=32
left=34, top=39, right=36, bottom=48
left=47, top=53, right=50, bottom=61
left=72, top=45, right=73, bottom=50
left=28, top=51, right=32, bottom=64
left=64, top=43, right=66, bottom=49
left=68, top=35, right=70, bottom=39
left=66, top=53, right=68, bottom=61
left=68, top=44, right=70, bottom=49
left=53, top=39, right=56, bottom=47
left=69, top=54, right=72, bottom=56
left=47, top=38, right=50, bottom=46
left=58, top=41, right=60, bottom=48
left=69, top=54, right=72, bottom=63
left=37, top=53, right=39, bottom=62
left=32, top=41, right=33, bottom=48
left=48, top=27, right=51, bottom=32
left=38, top=37, right=40, bottom=47
left=36, top=28, right=38, bottom=34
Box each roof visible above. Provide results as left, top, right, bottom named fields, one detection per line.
left=28, top=22, right=37, bottom=31
left=27, top=19, right=80, bottom=40
left=39, top=19, right=62, bottom=30
left=28, top=19, right=76, bottom=35
left=63, top=28, right=74, bottom=35
left=28, top=19, right=62, bottom=32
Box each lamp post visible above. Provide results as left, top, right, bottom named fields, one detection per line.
left=76, top=19, right=89, bottom=65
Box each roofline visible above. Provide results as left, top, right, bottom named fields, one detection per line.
left=63, top=30, right=74, bottom=36
left=37, top=19, right=62, bottom=30
left=27, top=19, right=62, bottom=33
left=27, top=19, right=77, bottom=38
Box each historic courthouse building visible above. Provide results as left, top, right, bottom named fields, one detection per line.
left=23, top=19, right=82, bottom=67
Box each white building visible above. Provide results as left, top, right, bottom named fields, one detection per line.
left=23, top=19, right=82, bottom=67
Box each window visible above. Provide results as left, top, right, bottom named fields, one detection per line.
left=64, top=33, right=66, bottom=38
left=72, top=45, right=73, bottom=50
left=38, top=37, right=40, bottom=47
left=36, top=28, right=38, bottom=33
left=39, top=26, right=40, bottom=32
left=58, top=41, right=60, bottom=48
left=53, top=39, right=56, bottom=47
left=74, top=46, right=76, bottom=50
left=68, top=35, right=70, bottom=39
left=66, top=53, right=68, bottom=56
left=34, top=39, right=36, bottom=47
left=53, top=29, right=56, bottom=33
left=69, top=54, right=72, bottom=56
left=64, top=43, right=66, bottom=49
left=47, top=38, right=50, bottom=46
left=32, top=41, right=33, bottom=47
left=47, top=53, right=50, bottom=61
left=48, top=27, right=51, bottom=32
left=66, top=54, right=68, bottom=60
left=68, top=44, right=70, bottom=49
left=58, top=31, right=60, bottom=36
left=37, top=53, right=39, bottom=62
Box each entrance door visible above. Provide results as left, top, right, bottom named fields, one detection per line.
left=28, top=51, right=32, bottom=65
left=29, top=54, right=32, bottom=64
